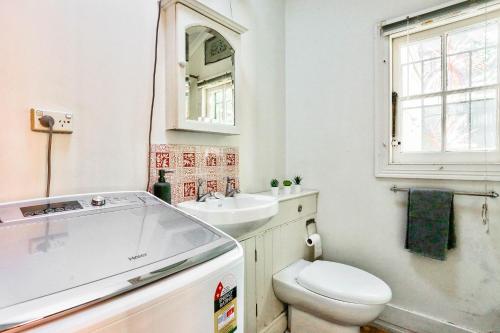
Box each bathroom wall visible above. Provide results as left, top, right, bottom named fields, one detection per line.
left=0, top=0, right=286, bottom=202
left=285, top=1, right=500, bottom=333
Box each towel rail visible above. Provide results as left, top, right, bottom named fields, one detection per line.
left=390, top=186, right=499, bottom=198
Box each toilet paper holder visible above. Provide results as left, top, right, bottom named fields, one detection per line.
left=305, top=219, right=323, bottom=259
left=306, top=218, right=316, bottom=235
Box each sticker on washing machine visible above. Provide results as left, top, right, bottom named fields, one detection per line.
left=213, top=274, right=237, bottom=333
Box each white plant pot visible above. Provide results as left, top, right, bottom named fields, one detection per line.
left=271, top=187, right=280, bottom=196
left=283, top=186, right=291, bottom=195
left=292, top=185, right=302, bottom=193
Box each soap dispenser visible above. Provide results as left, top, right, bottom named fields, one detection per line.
left=153, top=170, right=173, bottom=204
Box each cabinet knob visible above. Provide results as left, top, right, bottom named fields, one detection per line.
left=298, top=204, right=303, bottom=213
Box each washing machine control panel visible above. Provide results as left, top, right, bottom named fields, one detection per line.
left=20, top=200, right=83, bottom=217
left=0, top=192, right=160, bottom=223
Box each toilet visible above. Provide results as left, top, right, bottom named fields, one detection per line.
left=273, top=260, right=392, bottom=333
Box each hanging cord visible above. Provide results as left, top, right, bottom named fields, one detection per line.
left=481, top=4, right=490, bottom=233
left=39, top=115, right=55, bottom=197
left=146, top=1, right=161, bottom=192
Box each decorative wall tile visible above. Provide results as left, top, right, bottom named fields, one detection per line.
left=149, top=144, right=239, bottom=204
left=226, top=153, right=236, bottom=166
left=206, top=153, right=217, bottom=166
left=156, top=152, right=170, bottom=168
left=183, top=181, right=196, bottom=198
left=182, top=152, right=196, bottom=168
left=207, top=180, right=218, bottom=193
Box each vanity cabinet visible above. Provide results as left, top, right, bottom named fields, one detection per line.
left=238, top=191, right=318, bottom=333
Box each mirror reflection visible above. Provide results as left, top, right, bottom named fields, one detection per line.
left=185, top=26, right=235, bottom=126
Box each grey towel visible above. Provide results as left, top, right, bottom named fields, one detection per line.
left=405, top=188, right=456, bottom=260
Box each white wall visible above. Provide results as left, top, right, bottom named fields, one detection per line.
left=0, top=0, right=286, bottom=202
left=285, top=1, right=500, bottom=332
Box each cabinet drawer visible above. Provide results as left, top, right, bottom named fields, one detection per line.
left=238, top=193, right=318, bottom=241
left=277, top=194, right=317, bottom=223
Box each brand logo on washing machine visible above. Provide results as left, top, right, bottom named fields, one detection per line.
left=128, top=253, right=147, bottom=261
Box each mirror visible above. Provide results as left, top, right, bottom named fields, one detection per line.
left=185, top=26, right=235, bottom=126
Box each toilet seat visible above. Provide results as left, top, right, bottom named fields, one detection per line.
left=297, top=260, right=391, bottom=305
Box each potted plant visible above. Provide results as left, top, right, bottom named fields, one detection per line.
left=293, top=175, right=303, bottom=193
left=283, top=179, right=292, bottom=195
left=270, top=178, right=280, bottom=196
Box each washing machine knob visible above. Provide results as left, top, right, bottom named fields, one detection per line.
left=91, top=196, right=106, bottom=206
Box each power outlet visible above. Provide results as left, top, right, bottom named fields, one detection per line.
left=30, top=108, right=73, bottom=134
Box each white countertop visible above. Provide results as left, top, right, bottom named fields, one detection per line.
left=256, top=189, right=319, bottom=202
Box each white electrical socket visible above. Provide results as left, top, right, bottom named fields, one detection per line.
left=30, top=108, right=74, bottom=134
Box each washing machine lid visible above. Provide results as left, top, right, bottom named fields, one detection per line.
left=0, top=191, right=237, bottom=332
left=296, top=260, right=391, bottom=305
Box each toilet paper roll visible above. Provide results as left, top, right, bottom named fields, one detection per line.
left=306, top=233, right=323, bottom=259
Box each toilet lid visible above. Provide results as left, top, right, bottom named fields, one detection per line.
left=296, top=261, right=392, bottom=305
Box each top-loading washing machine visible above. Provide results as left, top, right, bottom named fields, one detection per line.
left=0, top=191, right=243, bottom=333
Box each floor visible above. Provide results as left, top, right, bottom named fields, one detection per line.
left=361, top=326, right=388, bottom=333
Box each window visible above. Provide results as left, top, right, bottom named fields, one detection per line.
left=392, top=17, right=499, bottom=163
left=375, top=4, right=500, bottom=180
left=200, top=79, right=234, bottom=125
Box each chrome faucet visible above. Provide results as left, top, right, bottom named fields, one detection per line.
left=196, top=179, right=213, bottom=202
left=225, top=177, right=240, bottom=197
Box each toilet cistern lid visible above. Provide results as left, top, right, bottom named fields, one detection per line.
left=296, top=260, right=392, bottom=305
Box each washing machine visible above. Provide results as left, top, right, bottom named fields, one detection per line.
left=0, top=191, right=244, bottom=333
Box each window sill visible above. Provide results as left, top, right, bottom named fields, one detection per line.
left=375, top=163, right=500, bottom=181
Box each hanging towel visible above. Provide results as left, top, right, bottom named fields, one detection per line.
left=405, top=188, right=456, bottom=260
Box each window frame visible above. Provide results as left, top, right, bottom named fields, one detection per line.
left=392, top=15, right=500, bottom=164
left=375, top=7, right=500, bottom=181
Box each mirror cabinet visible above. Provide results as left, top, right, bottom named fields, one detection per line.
left=163, top=0, right=247, bottom=134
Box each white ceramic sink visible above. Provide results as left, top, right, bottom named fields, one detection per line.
left=177, top=194, right=279, bottom=238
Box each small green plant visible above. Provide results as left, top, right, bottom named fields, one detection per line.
left=270, top=179, right=279, bottom=187
left=293, top=175, right=302, bottom=185
left=283, top=179, right=292, bottom=187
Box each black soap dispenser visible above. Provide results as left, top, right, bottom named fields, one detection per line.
left=153, top=170, right=173, bottom=204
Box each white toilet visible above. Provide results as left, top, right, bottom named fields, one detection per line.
left=273, top=260, right=392, bottom=333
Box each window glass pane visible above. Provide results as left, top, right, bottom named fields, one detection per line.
left=471, top=89, right=497, bottom=150
left=422, top=105, right=442, bottom=151
left=446, top=89, right=498, bottom=151
left=423, top=58, right=442, bottom=93
left=471, top=47, right=497, bottom=87
left=446, top=95, right=470, bottom=151
left=402, top=63, right=422, bottom=96
left=447, top=53, right=470, bottom=90
left=447, top=21, right=498, bottom=91
left=401, top=37, right=441, bottom=64
left=447, top=22, right=498, bottom=54
left=401, top=106, right=422, bottom=152
left=400, top=37, right=441, bottom=97
left=421, top=38, right=442, bottom=60
left=401, top=97, right=442, bottom=152
left=215, top=90, right=223, bottom=103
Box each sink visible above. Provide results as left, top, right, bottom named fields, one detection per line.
left=177, top=194, right=279, bottom=238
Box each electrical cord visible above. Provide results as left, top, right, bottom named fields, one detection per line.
left=146, top=1, right=161, bottom=192
left=39, top=115, right=55, bottom=197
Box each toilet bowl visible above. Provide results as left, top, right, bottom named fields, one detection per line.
left=273, top=259, right=392, bottom=333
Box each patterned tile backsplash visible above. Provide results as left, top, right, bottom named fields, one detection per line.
left=149, top=144, right=239, bottom=204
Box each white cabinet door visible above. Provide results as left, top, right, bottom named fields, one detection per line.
left=241, top=237, right=257, bottom=333
left=255, top=230, right=286, bottom=332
